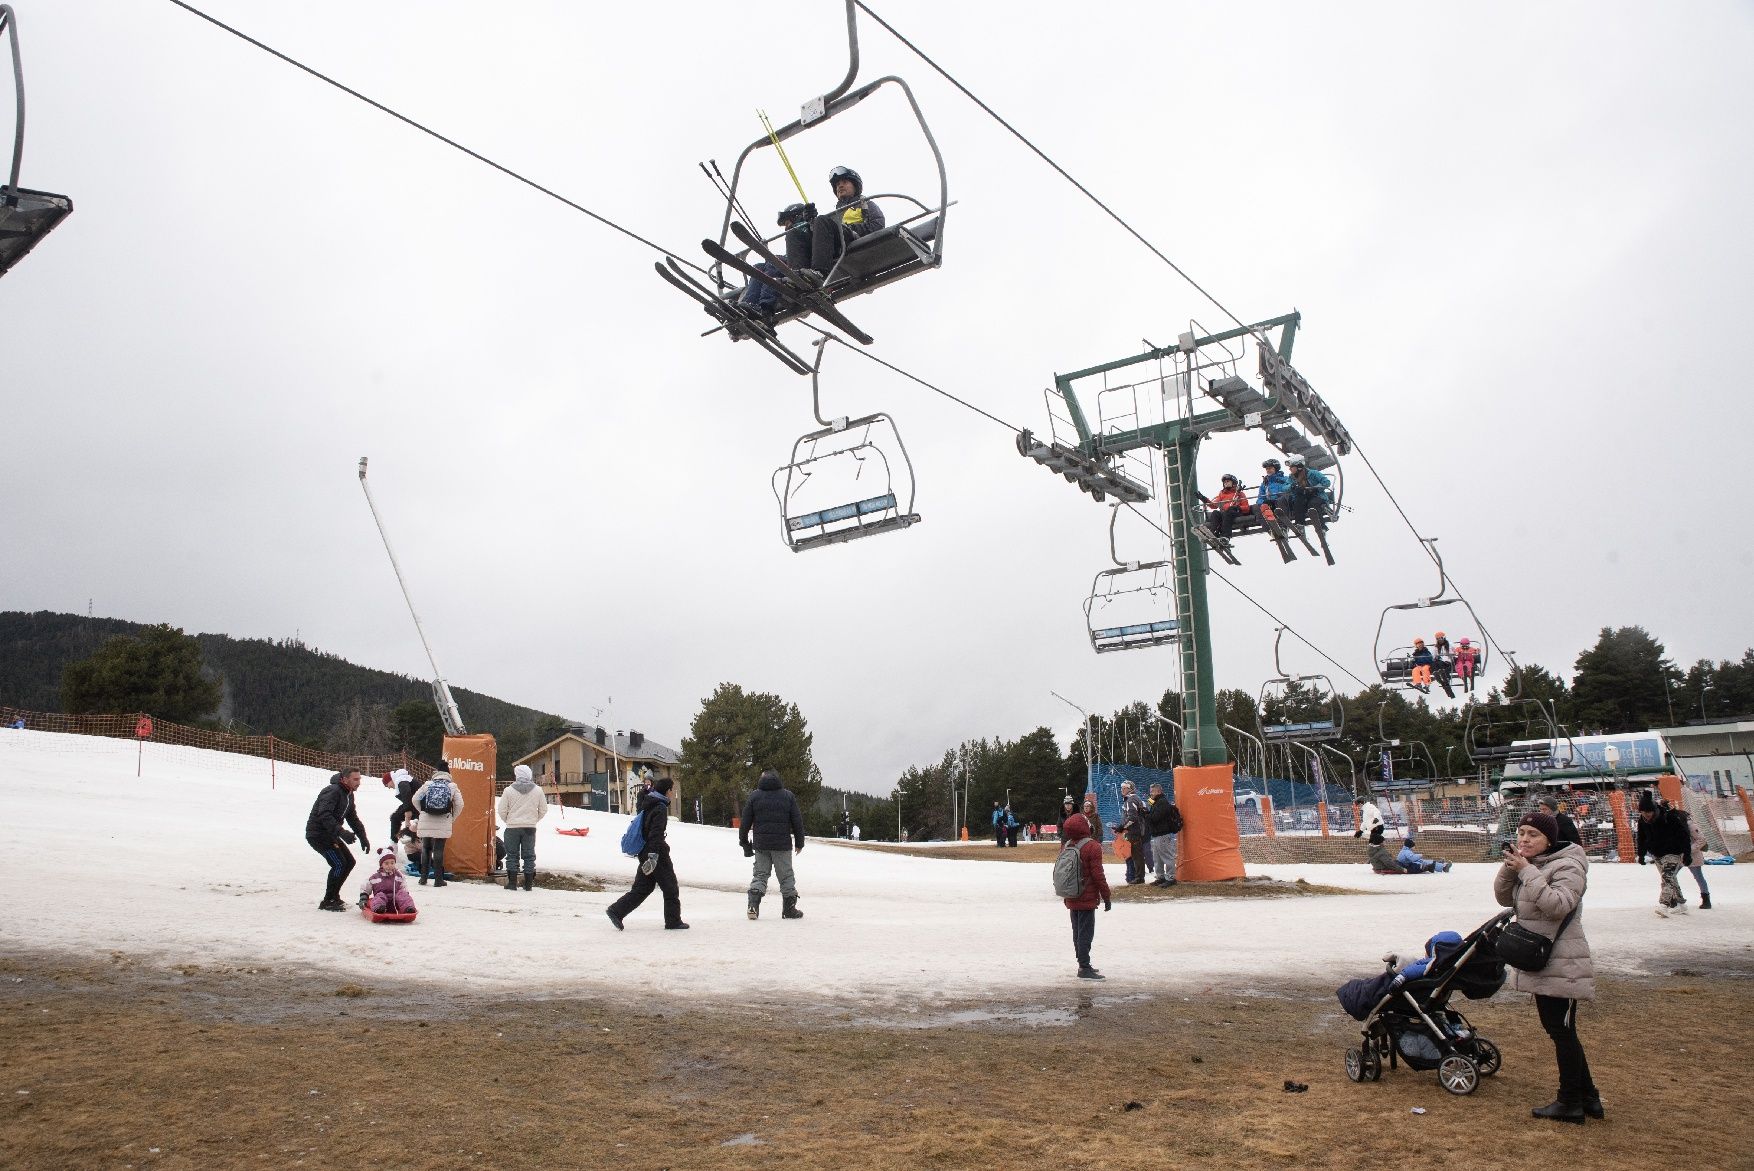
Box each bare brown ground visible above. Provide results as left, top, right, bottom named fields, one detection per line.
left=836, top=828, right=1488, bottom=866
left=2, top=953, right=1750, bottom=1171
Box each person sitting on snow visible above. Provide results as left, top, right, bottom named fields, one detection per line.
left=359, top=847, right=417, bottom=915
left=1396, top=834, right=1453, bottom=874
left=1369, top=838, right=1406, bottom=873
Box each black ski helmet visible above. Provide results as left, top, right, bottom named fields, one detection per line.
left=777, top=202, right=811, bottom=228
left=828, top=165, right=863, bottom=198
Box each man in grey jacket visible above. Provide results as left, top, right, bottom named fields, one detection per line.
left=739, top=769, right=806, bottom=921
left=497, top=763, right=548, bottom=891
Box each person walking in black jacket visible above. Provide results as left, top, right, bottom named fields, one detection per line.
left=387, top=767, right=418, bottom=844
left=305, top=768, right=370, bottom=911
left=1635, top=790, right=1694, bottom=916
left=740, top=769, right=806, bottom=920
left=606, top=776, right=686, bottom=930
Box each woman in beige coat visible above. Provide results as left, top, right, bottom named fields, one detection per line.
left=1493, top=809, right=1600, bottom=1125
left=411, top=768, right=464, bottom=888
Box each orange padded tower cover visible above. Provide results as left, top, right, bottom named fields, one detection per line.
left=1656, top=774, right=1684, bottom=807
left=1175, top=763, right=1247, bottom=881
left=441, top=734, right=498, bottom=878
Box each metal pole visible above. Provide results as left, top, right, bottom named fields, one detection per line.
left=1050, top=691, right=1094, bottom=791
left=357, top=458, right=465, bottom=735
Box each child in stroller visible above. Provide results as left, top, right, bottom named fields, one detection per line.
left=1336, top=910, right=1512, bottom=1095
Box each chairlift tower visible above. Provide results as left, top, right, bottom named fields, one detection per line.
left=1020, top=313, right=1352, bottom=771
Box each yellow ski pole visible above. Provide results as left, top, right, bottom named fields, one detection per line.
left=759, top=109, right=810, bottom=206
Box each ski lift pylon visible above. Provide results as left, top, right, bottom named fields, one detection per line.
left=771, top=338, right=920, bottom=552
left=0, top=5, right=73, bottom=278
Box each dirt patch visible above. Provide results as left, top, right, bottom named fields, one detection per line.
left=1, top=954, right=1749, bottom=1170
left=1111, top=876, right=1368, bottom=902
left=834, top=840, right=1063, bottom=863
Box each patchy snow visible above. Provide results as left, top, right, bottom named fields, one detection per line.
left=2, top=729, right=1749, bottom=1007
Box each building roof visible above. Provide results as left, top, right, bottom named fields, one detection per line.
left=515, top=723, right=681, bottom=769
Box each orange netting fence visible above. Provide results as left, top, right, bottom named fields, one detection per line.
left=0, top=706, right=437, bottom=787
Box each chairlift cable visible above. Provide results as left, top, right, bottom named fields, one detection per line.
left=161, top=0, right=713, bottom=276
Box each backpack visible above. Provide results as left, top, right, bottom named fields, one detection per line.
left=1052, top=840, right=1086, bottom=899
left=619, top=809, right=647, bottom=857
left=1165, top=804, right=1184, bottom=834
left=420, top=777, right=454, bottom=814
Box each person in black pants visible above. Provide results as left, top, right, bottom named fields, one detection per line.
left=606, top=776, right=687, bottom=930
left=387, top=767, right=418, bottom=845
left=305, top=768, right=370, bottom=912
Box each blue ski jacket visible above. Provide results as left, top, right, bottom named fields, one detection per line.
left=1257, top=471, right=1291, bottom=507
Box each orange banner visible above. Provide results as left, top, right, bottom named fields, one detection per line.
left=1607, top=789, right=1634, bottom=864
left=442, top=734, right=498, bottom=878
left=1174, top=763, right=1246, bottom=882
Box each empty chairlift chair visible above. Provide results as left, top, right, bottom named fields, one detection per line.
left=0, top=6, right=72, bottom=278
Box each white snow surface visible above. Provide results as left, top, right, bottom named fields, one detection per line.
left=4, top=731, right=1750, bottom=1012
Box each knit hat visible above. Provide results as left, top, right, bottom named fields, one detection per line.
left=1519, top=810, right=1560, bottom=847
left=376, top=846, right=399, bottom=867
left=1403, top=836, right=1416, bottom=847
left=1637, top=789, right=1656, bottom=813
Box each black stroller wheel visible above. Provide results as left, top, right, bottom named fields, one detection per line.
left=1470, top=1039, right=1501, bottom=1076
left=1345, top=1047, right=1364, bottom=1082
left=1438, top=1054, right=1479, bottom=1095
left=1362, top=1046, right=1383, bottom=1082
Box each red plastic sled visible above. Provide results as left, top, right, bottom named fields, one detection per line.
left=556, top=827, right=591, bottom=837
left=361, top=906, right=418, bottom=924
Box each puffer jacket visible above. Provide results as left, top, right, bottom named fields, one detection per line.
left=1059, top=814, right=1111, bottom=911
left=1493, top=842, right=1594, bottom=1001
left=411, top=772, right=463, bottom=839
left=1256, top=471, right=1291, bottom=507
left=497, top=766, right=548, bottom=829
left=1636, top=808, right=1691, bottom=863
left=305, top=776, right=367, bottom=845
left=740, top=773, right=804, bottom=853
left=1210, top=485, right=1251, bottom=513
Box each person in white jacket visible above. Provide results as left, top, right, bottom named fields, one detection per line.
left=497, top=764, right=548, bottom=891
left=411, top=767, right=463, bottom=888
left=1353, top=794, right=1385, bottom=843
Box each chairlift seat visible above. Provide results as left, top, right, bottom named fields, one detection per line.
left=1091, top=618, right=1180, bottom=653
left=1263, top=719, right=1340, bottom=743
left=0, top=186, right=72, bottom=277
left=1208, top=375, right=1267, bottom=415
left=824, top=215, right=940, bottom=294
left=784, top=492, right=920, bottom=552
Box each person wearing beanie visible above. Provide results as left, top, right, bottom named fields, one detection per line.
left=497, top=763, right=548, bottom=891
left=1058, top=812, right=1112, bottom=979
left=411, top=766, right=463, bottom=888
left=1536, top=794, right=1582, bottom=848
left=359, top=846, right=416, bottom=916
left=606, top=775, right=686, bottom=931
left=739, top=768, right=806, bottom=920
left=1495, top=808, right=1600, bottom=1124
left=1395, top=832, right=1452, bottom=874
left=1635, top=789, right=1693, bottom=916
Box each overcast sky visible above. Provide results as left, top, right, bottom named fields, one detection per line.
left=4, top=1, right=1752, bottom=794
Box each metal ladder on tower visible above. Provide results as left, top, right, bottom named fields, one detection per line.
left=1163, top=438, right=1202, bottom=766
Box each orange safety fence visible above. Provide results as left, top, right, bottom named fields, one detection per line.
left=0, top=705, right=437, bottom=787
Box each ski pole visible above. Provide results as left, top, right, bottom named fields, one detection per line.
left=758, top=110, right=810, bottom=205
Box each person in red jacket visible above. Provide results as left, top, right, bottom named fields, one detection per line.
left=1200, top=473, right=1253, bottom=540
left=1060, top=813, right=1113, bottom=980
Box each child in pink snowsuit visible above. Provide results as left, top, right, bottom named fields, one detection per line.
left=361, top=848, right=417, bottom=914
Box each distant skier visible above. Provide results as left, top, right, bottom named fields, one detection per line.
left=737, top=202, right=816, bottom=319
left=305, top=767, right=370, bottom=912
left=739, top=768, right=806, bottom=921
left=992, top=801, right=1007, bottom=848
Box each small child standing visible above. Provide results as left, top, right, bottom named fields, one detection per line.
left=361, top=847, right=417, bottom=915
left=1059, top=813, right=1113, bottom=980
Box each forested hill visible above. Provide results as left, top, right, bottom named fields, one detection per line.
left=0, top=610, right=566, bottom=759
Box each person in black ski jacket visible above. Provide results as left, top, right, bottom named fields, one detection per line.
left=1538, top=795, right=1582, bottom=848
left=739, top=769, right=806, bottom=921
left=305, top=768, right=370, bottom=911
left=785, top=165, right=887, bottom=281
left=1635, top=790, right=1693, bottom=915
left=606, top=776, right=686, bottom=930
left=1142, top=782, right=1182, bottom=887
left=387, top=767, right=418, bottom=844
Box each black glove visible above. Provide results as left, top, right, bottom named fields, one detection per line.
left=339, top=830, right=356, bottom=845
left=1102, top=898, right=1112, bottom=912
left=743, top=845, right=754, bottom=858
left=359, top=839, right=372, bottom=855
left=802, top=202, right=817, bottom=221
left=1353, top=830, right=1362, bottom=839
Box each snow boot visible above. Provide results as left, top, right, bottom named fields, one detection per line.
left=1077, top=966, right=1105, bottom=980
left=782, top=896, right=803, bottom=920
left=506, top=874, right=518, bottom=891
left=748, top=893, right=761, bottom=920
left=1700, top=893, right=1712, bottom=910
left=523, top=873, right=534, bottom=892
left=606, top=908, right=624, bottom=931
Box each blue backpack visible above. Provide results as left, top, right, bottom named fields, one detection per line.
left=420, top=777, right=454, bottom=814
left=619, top=808, right=647, bottom=857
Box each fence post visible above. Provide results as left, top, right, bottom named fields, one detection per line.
left=1317, top=800, right=1329, bottom=838
left=269, top=735, right=277, bottom=790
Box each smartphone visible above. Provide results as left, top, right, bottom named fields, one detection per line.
left=1501, top=843, right=1516, bottom=855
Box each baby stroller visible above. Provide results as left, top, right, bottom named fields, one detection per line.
left=1335, top=910, right=1512, bottom=1095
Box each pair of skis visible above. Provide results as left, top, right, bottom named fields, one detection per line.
left=654, top=220, right=874, bottom=375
